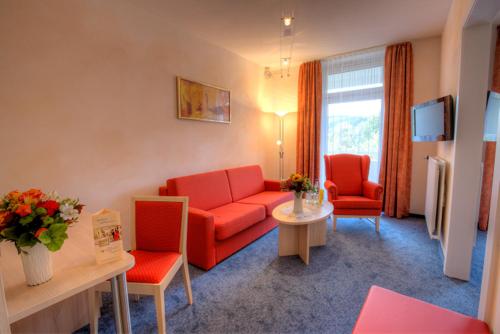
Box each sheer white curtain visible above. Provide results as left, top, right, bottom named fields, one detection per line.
left=320, top=47, right=385, bottom=185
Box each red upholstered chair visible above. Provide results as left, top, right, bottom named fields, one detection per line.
left=324, top=154, right=383, bottom=232
left=91, top=196, right=193, bottom=334
left=353, top=286, right=490, bottom=333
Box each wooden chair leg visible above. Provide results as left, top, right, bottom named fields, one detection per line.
left=182, top=260, right=193, bottom=305
left=87, top=288, right=100, bottom=334
left=333, top=216, right=337, bottom=232
left=375, top=216, right=380, bottom=232
left=154, top=288, right=167, bottom=334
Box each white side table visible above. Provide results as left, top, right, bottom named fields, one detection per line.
left=0, top=212, right=134, bottom=333
left=272, top=201, right=333, bottom=265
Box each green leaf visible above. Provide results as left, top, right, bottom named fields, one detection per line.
left=35, top=207, right=47, bottom=216
left=42, top=216, right=54, bottom=227
left=1, top=226, right=18, bottom=240
left=42, top=223, right=68, bottom=252
left=19, top=214, right=34, bottom=225
left=17, top=233, right=37, bottom=248
left=38, top=230, right=52, bottom=245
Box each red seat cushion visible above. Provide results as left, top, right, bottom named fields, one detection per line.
left=167, top=170, right=233, bottom=210
left=126, top=250, right=180, bottom=284
left=226, top=165, right=266, bottom=201
left=209, top=202, right=266, bottom=240
left=333, top=196, right=382, bottom=210
left=237, top=191, right=293, bottom=215
left=353, top=286, right=490, bottom=334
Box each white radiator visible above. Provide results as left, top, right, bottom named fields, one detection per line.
left=424, top=156, right=446, bottom=239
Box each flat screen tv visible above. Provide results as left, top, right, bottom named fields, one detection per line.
left=411, top=95, right=454, bottom=142
left=483, top=91, right=500, bottom=142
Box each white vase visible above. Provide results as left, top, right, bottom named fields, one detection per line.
left=20, top=242, right=53, bottom=286
left=293, top=191, right=304, bottom=214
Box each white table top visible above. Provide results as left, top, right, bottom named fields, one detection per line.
left=0, top=212, right=134, bottom=323
left=272, top=200, right=333, bottom=225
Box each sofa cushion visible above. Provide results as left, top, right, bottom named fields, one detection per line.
left=333, top=195, right=382, bottom=209
left=226, top=165, right=265, bottom=201
left=237, top=191, right=293, bottom=216
left=209, top=202, right=266, bottom=240
left=353, top=285, right=490, bottom=333
left=167, top=170, right=232, bottom=211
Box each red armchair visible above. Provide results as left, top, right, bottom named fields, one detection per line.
left=324, top=154, right=383, bottom=232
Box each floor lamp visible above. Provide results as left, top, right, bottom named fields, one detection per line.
left=275, top=111, right=288, bottom=180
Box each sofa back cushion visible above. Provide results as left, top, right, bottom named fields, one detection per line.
left=226, top=165, right=265, bottom=201
left=324, top=154, right=370, bottom=196
left=167, top=170, right=232, bottom=210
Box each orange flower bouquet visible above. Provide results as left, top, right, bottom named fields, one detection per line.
left=283, top=173, right=312, bottom=214
left=0, top=189, right=84, bottom=285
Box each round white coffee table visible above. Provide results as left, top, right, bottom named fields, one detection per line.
left=272, top=200, right=333, bottom=265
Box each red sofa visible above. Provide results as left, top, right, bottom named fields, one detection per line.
left=159, top=165, right=292, bottom=270
left=353, top=285, right=490, bottom=333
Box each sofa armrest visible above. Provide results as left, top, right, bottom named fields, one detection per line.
left=159, top=185, right=168, bottom=196
left=363, top=181, right=383, bottom=200
left=187, top=207, right=216, bottom=270
left=324, top=180, right=338, bottom=201
left=264, top=179, right=282, bottom=191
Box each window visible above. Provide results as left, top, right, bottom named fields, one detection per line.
left=321, top=48, right=385, bottom=182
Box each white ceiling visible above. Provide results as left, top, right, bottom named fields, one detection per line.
left=164, top=0, right=452, bottom=69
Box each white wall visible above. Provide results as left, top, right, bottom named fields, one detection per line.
left=0, top=0, right=269, bottom=249
left=411, top=37, right=441, bottom=214
left=437, top=0, right=475, bottom=252
left=444, top=21, right=495, bottom=279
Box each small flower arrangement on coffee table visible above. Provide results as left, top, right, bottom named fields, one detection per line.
left=283, top=173, right=312, bottom=214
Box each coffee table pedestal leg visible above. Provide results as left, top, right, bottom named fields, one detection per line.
left=278, top=219, right=327, bottom=264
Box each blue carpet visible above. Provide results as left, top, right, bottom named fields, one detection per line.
left=76, top=215, right=486, bottom=333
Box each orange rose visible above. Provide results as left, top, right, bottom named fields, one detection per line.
left=7, top=190, right=21, bottom=201
left=20, top=188, right=44, bottom=205
left=0, top=211, right=12, bottom=231
left=15, top=204, right=32, bottom=217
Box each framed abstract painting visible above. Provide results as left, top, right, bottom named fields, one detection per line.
left=177, top=77, right=231, bottom=123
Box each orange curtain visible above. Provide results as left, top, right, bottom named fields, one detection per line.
left=379, top=42, right=414, bottom=218
left=478, top=26, right=500, bottom=231
left=296, top=60, right=322, bottom=181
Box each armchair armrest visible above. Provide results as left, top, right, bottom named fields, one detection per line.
left=324, top=180, right=338, bottom=201
left=264, top=179, right=282, bottom=191
left=187, top=207, right=216, bottom=270
left=363, top=181, right=383, bottom=200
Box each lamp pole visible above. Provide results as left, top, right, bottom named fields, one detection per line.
left=275, top=112, right=287, bottom=180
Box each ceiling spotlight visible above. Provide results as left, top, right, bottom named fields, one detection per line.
left=282, top=15, right=293, bottom=26
left=281, top=58, right=290, bottom=66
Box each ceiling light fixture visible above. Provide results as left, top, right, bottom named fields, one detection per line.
left=279, top=8, right=295, bottom=78
left=282, top=15, right=293, bottom=27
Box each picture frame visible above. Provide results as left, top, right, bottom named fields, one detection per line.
left=176, top=76, right=231, bottom=123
